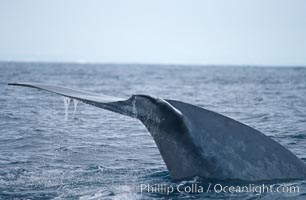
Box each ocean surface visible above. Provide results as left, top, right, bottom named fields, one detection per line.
left=0, top=62, right=306, bottom=200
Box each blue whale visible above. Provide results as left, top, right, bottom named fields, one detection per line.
left=9, top=83, right=306, bottom=181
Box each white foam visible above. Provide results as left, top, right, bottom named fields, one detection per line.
left=112, top=185, right=141, bottom=200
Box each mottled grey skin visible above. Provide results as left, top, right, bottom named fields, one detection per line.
left=9, top=83, right=306, bottom=181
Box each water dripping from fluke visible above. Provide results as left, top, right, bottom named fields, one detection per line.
left=72, top=99, right=79, bottom=119
left=63, top=97, right=71, bottom=121
left=132, top=96, right=138, bottom=118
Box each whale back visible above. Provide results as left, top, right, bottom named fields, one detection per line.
left=166, top=100, right=306, bottom=180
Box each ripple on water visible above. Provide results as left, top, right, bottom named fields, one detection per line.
left=1, top=63, right=306, bottom=199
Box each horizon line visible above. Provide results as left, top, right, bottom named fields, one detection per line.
left=0, top=60, right=306, bottom=68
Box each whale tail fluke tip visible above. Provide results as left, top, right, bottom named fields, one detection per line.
left=8, top=82, right=25, bottom=86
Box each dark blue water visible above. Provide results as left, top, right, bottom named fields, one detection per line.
left=1, top=62, right=306, bottom=199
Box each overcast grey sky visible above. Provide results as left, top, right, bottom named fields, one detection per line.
left=0, top=0, right=305, bottom=66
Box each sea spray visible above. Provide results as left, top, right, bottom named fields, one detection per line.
left=63, top=97, right=71, bottom=121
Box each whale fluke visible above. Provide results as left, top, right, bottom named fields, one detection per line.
left=9, top=83, right=306, bottom=181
